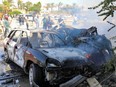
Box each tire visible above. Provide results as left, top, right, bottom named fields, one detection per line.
left=29, top=64, right=45, bottom=87
left=4, top=50, right=10, bottom=63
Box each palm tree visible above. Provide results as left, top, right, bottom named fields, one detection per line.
left=17, top=0, right=23, bottom=9
left=58, top=2, right=63, bottom=11
left=24, top=1, right=33, bottom=13
left=89, top=0, right=116, bottom=20
left=45, top=3, right=51, bottom=11
left=29, top=2, right=41, bottom=14
left=50, top=3, right=55, bottom=11
left=2, top=0, right=13, bottom=13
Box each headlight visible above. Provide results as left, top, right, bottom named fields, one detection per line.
left=46, top=58, right=61, bottom=67
left=46, top=58, right=61, bottom=72
left=47, top=63, right=58, bottom=67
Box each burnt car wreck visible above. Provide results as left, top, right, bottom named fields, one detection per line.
left=3, top=26, right=114, bottom=87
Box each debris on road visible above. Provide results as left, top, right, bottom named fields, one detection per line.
left=0, top=61, right=22, bottom=87
left=60, top=75, right=86, bottom=87
left=87, top=77, right=102, bottom=87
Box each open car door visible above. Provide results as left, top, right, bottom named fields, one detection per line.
left=6, top=30, right=22, bottom=61
left=13, top=31, right=29, bottom=68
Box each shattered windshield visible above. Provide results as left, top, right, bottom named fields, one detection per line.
left=40, top=32, right=65, bottom=48
left=29, top=32, right=66, bottom=48
left=56, top=28, right=91, bottom=45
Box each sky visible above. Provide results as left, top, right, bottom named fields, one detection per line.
left=0, top=0, right=102, bottom=7
left=20, top=0, right=102, bottom=7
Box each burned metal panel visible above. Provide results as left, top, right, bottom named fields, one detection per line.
left=39, top=48, right=88, bottom=63
left=76, top=35, right=113, bottom=66
left=55, top=27, right=114, bottom=66
left=25, top=48, right=48, bottom=66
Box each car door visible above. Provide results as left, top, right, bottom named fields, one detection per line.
left=4, top=30, right=15, bottom=46
left=14, top=31, right=29, bottom=67
left=7, top=30, right=22, bottom=60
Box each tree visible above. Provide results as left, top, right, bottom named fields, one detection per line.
left=58, top=2, right=63, bottom=11
left=45, top=3, right=55, bottom=11
left=2, top=0, right=12, bottom=13
left=9, top=10, right=22, bottom=16
left=0, top=5, right=3, bottom=12
left=17, top=0, right=25, bottom=10
left=89, top=0, right=116, bottom=20
left=45, top=3, right=51, bottom=10
left=24, top=1, right=33, bottom=13
left=17, top=0, right=22, bottom=9
left=29, top=2, right=41, bottom=13
left=50, top=3, right=55, bottom=11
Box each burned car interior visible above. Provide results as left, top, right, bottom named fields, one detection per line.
left=28, top=31, right=66, bottom=48
left=28, top=26, right=98, bottom=49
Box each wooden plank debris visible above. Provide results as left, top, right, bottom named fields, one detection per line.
left=87, top=77, right=102, bottom=87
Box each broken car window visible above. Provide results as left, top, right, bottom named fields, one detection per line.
left=19, top=32, right=28, bottom=46
left=29, top=32, right=40, bottom=49
left=52, top=34, right=65, bottom=47
left=40, top=33, right=53, bottom=47
left=11, top=31, right=22, bottom=42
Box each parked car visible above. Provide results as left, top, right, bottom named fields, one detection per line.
left=3, top=27, right=114, bottom=87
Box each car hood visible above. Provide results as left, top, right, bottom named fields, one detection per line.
left=39, top=47, right=87, bottom=63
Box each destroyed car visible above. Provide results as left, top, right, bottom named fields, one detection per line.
left=3, top=27, right=114, bottom=87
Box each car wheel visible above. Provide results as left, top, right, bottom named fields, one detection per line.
left=4, top=50, right=10, bottom=63
left=29, top=64, right=45, bottom=87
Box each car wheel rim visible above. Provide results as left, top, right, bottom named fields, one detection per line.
left=29, top=67, right=33, bottom=86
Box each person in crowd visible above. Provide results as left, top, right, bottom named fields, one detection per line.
left=47, top=16, right=54, bottom=30
left=18, top=15, right=22, bottom=25
left=25, top=16, right=29, bottom=30
left=34, top=15, right=39, bottom=29
left=3, top=16, right=11, bottom=38
left=58, top=16, right=65, bottom=27
left=42, top=16, right=47, bottom=30
left=21, top=15, right=25, bottom=25
left=8, top=15, right=12, bottom=24
left=58, top=16, right=63, bottom=24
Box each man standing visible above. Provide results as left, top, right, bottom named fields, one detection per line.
left=34, top=15, right=39, bottom=29
left=21, top=15, right=25, bottom=25
left=42, top=16, right=47, bottom=30
left=3, top=16, right=10, bottom=38
left=47, top=16, right=53, bottom=30
left=19, top=15, right=21, bottom=25
left=25, top=16, right=29, bottom=30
